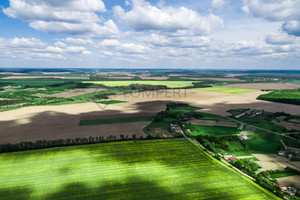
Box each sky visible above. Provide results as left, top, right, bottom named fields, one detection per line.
left=0, top=0, right=299, bottom=69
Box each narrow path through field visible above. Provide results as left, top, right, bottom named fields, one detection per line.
left=236, top=155, right=256, bottom=159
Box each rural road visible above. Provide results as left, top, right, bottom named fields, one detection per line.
left=222, top=116, right=299, bottom=141
left=178, top=126, right=256, bottom=181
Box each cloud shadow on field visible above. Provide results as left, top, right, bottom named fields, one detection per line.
left=0, top=186, right=33, bottom=200
left=1, top=93, right=300, bottom=145
left=0, top=102, right=167, bottom=144
left=1, top=97, right=300, bottom=145
left=43, top=179, right=179, bottom=200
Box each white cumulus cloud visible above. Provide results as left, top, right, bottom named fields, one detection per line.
left=265, top=32, right=299, bottom=45
left=242, top=0, right=300, bottom=36
left=113, top=0, right=224, bottom=36
left=211, top=0, right=230, bottom=10
left=3, top=0, right=119, bottom=37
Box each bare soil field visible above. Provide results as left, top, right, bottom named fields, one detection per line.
left=107, top=76, right=133, bottom=79
left=190, top=91, right=300, bottom=116
left=111, top=89, right=233, bottom=103
left=112, top=89, right=300, bottom=116
left=256, top=161, right=284, bottom=171
left=169, top=74, right=190, bottom=77
left=216, top=121, right=238, bottom=127
left=253, top=154, right=292, bottom=162
left=225, top=74, right=247, bottom=77
left=252, top=154, right=300, bottom=172
left=80, top=111, right=154, bottom=121
left=220, top=83, right=300, bottom=90
left=277, top=175, right=300, bottom=188
left=0, top=101, right=165, bottom=144
left=140, top=76, right=169, bottom=80
left=275, top=162, right=300, bottom=170
left=290, top=119, right=300, bottom=123
left=1, top=87, right=300, bottom=144
left=183, top=77, right=245, bottom=82
left=40, top=88, right=104, bottom=98
left=274, top=121, right=300, bottom=131
left=189, top=119, right=217, bottom=126
left=188, top=119, right=237, bottom=127
left=42, top=72, right=70, bottom=75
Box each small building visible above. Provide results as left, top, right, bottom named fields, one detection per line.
left=235, top=113, right=245, bottom=118
left=224, top=155, right=236, bottom=162
left=278, top=184, right=287, bottom=191
left=238, top=123, right=244, bottom=131
left=278, top=151, right=286, bottom=156
left=228, top=157, right=236, bottom=162
left=239, top=134, right=249, bottom=140
left=286, top=187, right=297, bottom=196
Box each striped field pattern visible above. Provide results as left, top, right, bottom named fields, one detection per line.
left=0, top=139, right=279, bottom=200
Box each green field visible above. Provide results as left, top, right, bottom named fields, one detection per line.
left=228, top=141, right=245, bottom=151
left=79, top=116, right=154, bottom=126
left=244, top=137, right=280, bottom=154
left=0, top=79, right=67, bottom=87
left=257, top=89, right=300, bottom=105
left=169, top=105, right=202, bottom=111
left=187, top=124, right=241, bottom=136
left=270, top=172, right=296, bottom=179
left=0, top=139, right=278, bottom=200
left=192, top=87, right=257, bottom=94
left=289, top=81, right=300, bottom=85
left=82, top=81, right=198, bottom=88
left=96, top=100, right=127, bottom=104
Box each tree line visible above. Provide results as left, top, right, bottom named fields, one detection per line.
left=195, top=135, right=249, bottom=152
left=0, top=134, right=162, bottom=154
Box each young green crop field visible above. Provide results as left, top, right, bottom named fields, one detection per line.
left=96, top=100, right=127, bottom=104
left=79, top=116, right=154, bottom=126
left=0, top=79, right=67, bottom=87
left=0, top=139, right=278, bottom=200
left=82, top=81, right=198, bottom=88
left=192, top=87, right=257, bottom=94
left=243, top=137, right=280, bottom=154
left=187, top=124, right=241, bottom=136
left=169, top=105, right=202, bottom=111
left=257, top=90, right=300, bottom=105
left=270, top=172, right=297, bottom=179
left=289, top=80, right=300, bottom=85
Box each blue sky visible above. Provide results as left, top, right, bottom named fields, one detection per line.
left=0, top=0, right=299, bottom=69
